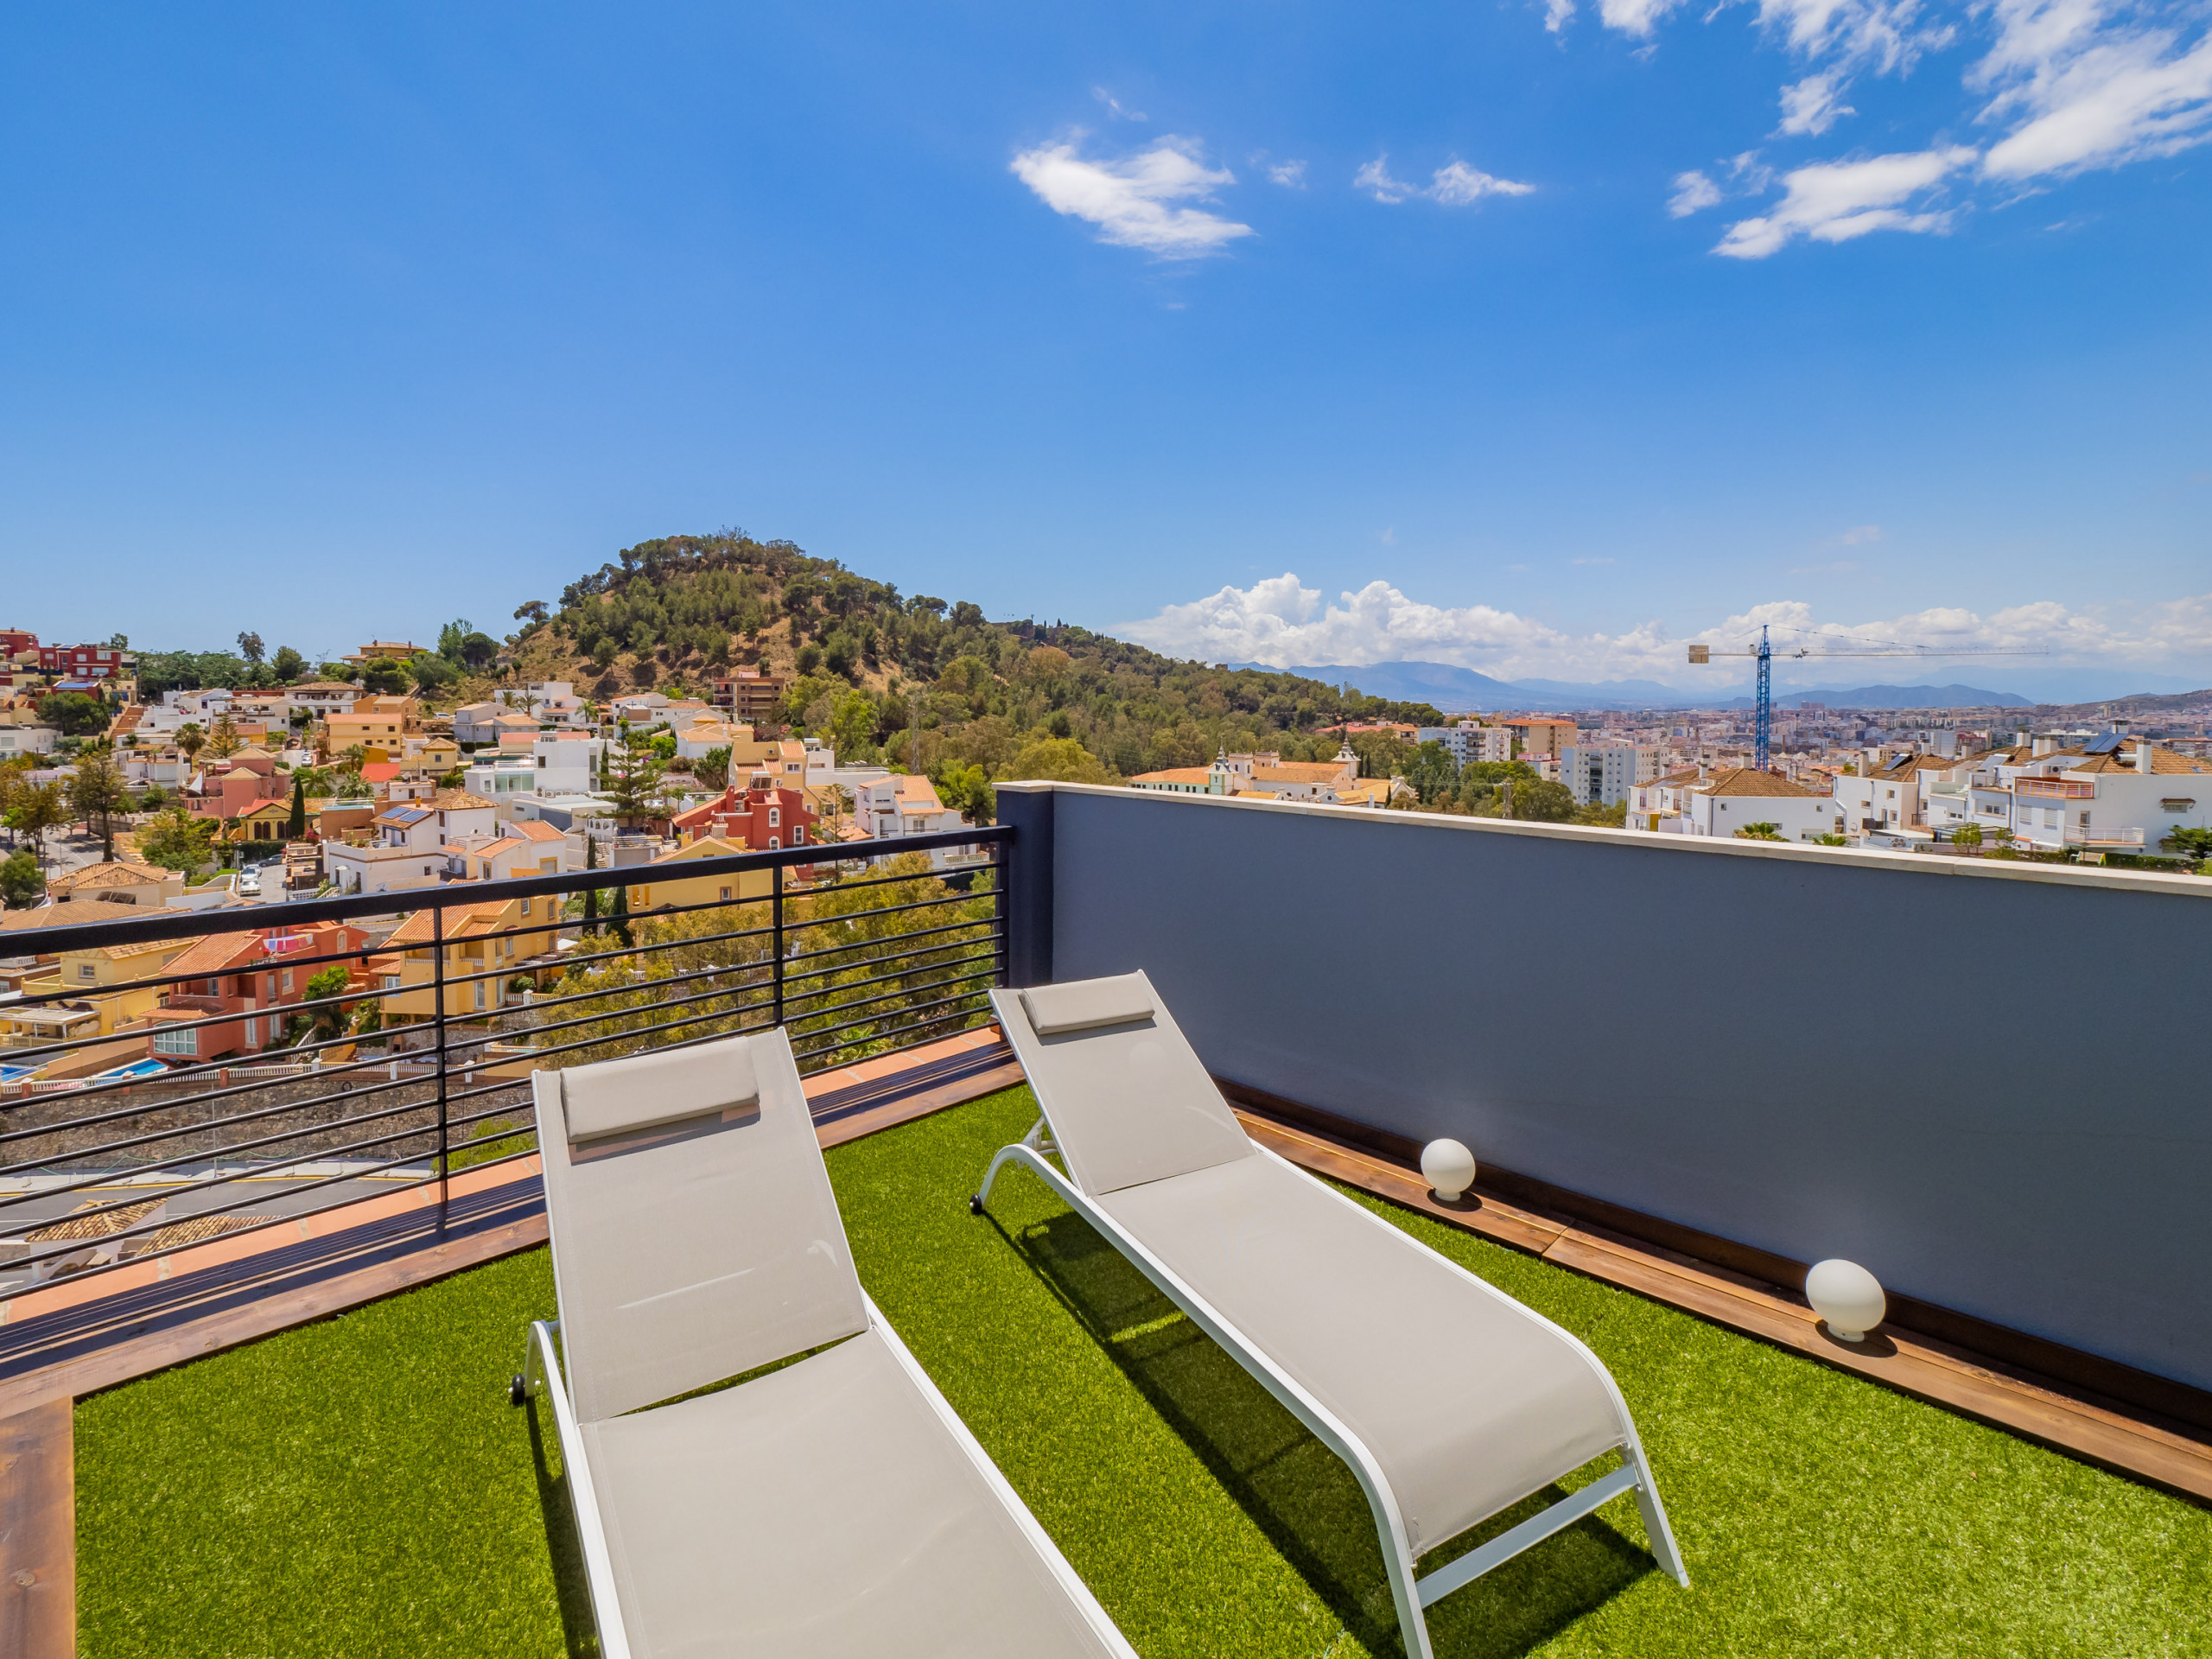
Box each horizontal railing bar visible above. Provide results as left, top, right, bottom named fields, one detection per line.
left=5, top=827, right=1010, bottom=957
left=784, top=888, right=999, bottom=936
left=780, top=931, right=1003, bottom=992
left=779, top=945, right=1001, bottom=1009
left=790, top=985, right=998, bottom=1056
left=783, top=914, right=996, bottom=968
left=5, top=1147, right=443, bottom=1277
left=0, top=1077, right=450, bottom=1210
left=785, top=967, right=1000, bottom=1032
left=791, top=1003, right=995, bottom=1067
left=481, top=982, right=777, bottom=1052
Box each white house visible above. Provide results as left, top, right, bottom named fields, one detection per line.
left=1970, top=738, right=2212, bottom=856
left=1680, top=768, right=1844, bottom=842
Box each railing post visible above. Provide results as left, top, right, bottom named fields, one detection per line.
left=772, top=863, right=785, bottom=1029
left=431, top=898, right=448, bottom=1208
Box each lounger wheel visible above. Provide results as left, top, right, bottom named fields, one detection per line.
left=509, top=1372, right=528, bottom=1408
left=969, top=1193, right=984, bottom=1215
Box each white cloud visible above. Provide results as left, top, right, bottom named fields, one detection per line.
left=1355, top=156, right=1419, bottom=203
left=1547, top=0, right=1578, bottom=33
left=1714, top=145, right=1976, bottom=256
left=1599, top=0, right=1692, bottom=37
left=1011, top=135, right=1254, bottom=257
left=1091, top=87, right=1147, bottom=122
left=1834, top=524, right=1885, bottom=544
left=1779, top=72, right=1859, bottom=133
left=1669, top=168, right=1726, bottom=215
left=1432, top=160, right=1537, bottom=202
left=1973, top=2, right=2212, bottom=180
left=1360, top=155, right=1535, bottom=206
left=1118, top=573, right=2212, bottom=685
left=1754, top=0, right=1955, bottom=75
left=1268, top=159, right=1308, bottom=187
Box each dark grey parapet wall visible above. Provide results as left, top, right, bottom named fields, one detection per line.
left=996, top=782, right=2212, bottom=1393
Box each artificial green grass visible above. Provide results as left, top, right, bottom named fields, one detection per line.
left=76, top=1086, right=2212, bottom=1656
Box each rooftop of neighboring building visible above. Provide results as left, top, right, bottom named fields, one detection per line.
left=1694, top=767, right=1819, bottom=799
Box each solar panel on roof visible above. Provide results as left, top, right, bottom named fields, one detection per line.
left=2085, top=734, right=2123, bottom=754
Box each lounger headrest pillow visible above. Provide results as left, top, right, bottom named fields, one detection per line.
left=1019, top=977, right=1156, bottom=1037
left=563, top=1038, right=761, bottom=1143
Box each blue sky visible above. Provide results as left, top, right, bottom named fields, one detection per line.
left=2, top=2, right=2206, bottom=697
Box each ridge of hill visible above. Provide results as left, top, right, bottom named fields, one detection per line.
left=502, top=532, right=1452, bottom=783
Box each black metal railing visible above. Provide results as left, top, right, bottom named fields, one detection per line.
left=0, top=825, right=1010, bottom=1289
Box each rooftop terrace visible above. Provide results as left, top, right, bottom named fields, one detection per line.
left=63, top=1088, right=2211, bottom=1656
left=1, top=785, right=2207, bottom=1654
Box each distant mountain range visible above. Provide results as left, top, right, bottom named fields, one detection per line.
left=1234, top=660, right=2049, bottom=711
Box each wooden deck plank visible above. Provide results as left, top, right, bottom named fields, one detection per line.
left=0, top=1398, right=73, bottom=1659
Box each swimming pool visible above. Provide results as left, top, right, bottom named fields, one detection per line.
left=89, top=1058, right=169, bottom=1080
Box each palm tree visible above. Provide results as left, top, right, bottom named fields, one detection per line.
left=176, top=723, right=207, bottom=766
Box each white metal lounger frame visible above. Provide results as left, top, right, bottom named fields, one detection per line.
left=513, top=1289, right=1136, bottom=1659
left=976, top=1122, right=1688, bottom=1659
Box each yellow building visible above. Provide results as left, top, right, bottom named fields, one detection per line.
left=403, top=734, right=461, bottom=772
left=216, top=799, right=296, bottom=843
left=375, top=896, right=560, bottom=1022
left=0, top=929, right=198, bottom=1052
left=628, top=836, right=772, bottom=912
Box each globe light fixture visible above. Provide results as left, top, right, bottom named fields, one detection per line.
left=1420, top=1138, right=1478, bottom=1203
left=1805, top=1258, right=1885, bottom=1342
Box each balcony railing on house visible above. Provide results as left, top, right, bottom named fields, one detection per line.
left=0, top=827, right=1008, bottom=1290
left=2016, top=778, right=2096, bottom=798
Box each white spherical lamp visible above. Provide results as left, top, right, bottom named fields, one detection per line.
left=1421, top=1139, right=1478, bottom=1203
left=1806, top=1258, right=1886, bottom=1342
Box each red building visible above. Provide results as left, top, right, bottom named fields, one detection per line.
left=38, top=642, right=130, bottom=680
left=0, top=629, right=37, bottom=659
left=142, top=923, right=371, bottom=1065
left=670, top=776, right=818, bottom=853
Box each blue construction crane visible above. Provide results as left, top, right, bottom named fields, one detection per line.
left=1688, top=626, right=2045, bottom=771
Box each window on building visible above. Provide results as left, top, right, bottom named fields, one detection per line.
left=474, top=982, right=486, bottom=1011
left=79, top=963, right=96, bottom=981
left=245, top=1017, right=261, bottom=1047
left=769, top=806, right=780, bottom=828
left=381, top=974, right=401, bottom=991
left=153, top=1028, right=195, bottom=1056
left=769, top=836, right=780, bottom=850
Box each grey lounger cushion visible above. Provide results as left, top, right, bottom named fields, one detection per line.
left=999, top=974, right=1251, bottom=1196
left=580, top=1327, right=1125, bottom=1658
left=535, top=1031, right=1134, bottom=1659
left=1097, top=1153, right=1619, bottom=1553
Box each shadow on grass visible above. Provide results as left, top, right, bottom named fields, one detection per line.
left=524, top=1394, right=605, bottom=1659
left=1006, top=1208, right=1654, bottom=1659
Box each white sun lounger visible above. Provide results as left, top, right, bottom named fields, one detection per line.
left=975, top=973, right=1688, bottom=1659
left=515, top=1029, right=1137, bottom=1659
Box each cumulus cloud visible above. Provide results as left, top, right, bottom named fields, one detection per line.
left=1779, top=72, right=1859, bottom=133
left=1669, top=168, right=1726, bottom=215
left=1011, top=135, right=1253, bottom=257
left=1547, top=0, right=1577, bottom=31
left=1755, top=0, right=1955, bottom=75
left=1432, top=160, right=1537, bottom=201
left=1714, top=145, right=1976, bottom=256
left=1359, top=155, right=1535, bottom=205
left=1973, top=1, right=2212, bottom=179
left=1268, top=158, right=1309, bottom=187
left=1355, top=156, right=1420, bottom=203
left=1117, top=573, right=2212, bottom=685
left=1599, top=0, right=1693, bottom=37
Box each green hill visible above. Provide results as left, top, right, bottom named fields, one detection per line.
left=510, top=531, right=1446, bottom=784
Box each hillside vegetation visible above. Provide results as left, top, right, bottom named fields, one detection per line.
left=510, top=531, right=1448, bottom=785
